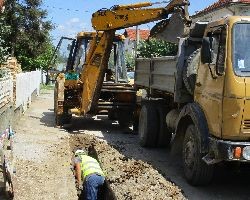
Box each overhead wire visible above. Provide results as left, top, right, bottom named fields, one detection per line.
left=151, top=0, right=171, bottom=5
left=43, top=1, right=172, bottom=12
left=44, top=5, right=89, bottom=12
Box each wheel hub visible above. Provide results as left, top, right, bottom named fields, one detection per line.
left=184, top=140, right=195, bottom=168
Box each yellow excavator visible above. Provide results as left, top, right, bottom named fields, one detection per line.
left=53, top=0, right=190, bottom=126
left=53, top=32, right=133, bottom=126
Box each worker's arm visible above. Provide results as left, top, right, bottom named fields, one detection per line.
left=75, top=162, right=82, bottom=186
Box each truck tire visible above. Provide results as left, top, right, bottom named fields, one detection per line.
left=117, top=110, right=133, bottom=128
left=183, top=49, right=200, bottom=95
left=139, top=103, right=159, bottom=147
left=108, top=110, right=116, bottom=120
left=157, top=107, right=172, bottom=147
left=133, top=117, right=139, bottom=133
left=182, top=124, right=213, bottom=185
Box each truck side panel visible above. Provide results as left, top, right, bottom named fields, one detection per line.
left=135, top=57, right=177, bottom=94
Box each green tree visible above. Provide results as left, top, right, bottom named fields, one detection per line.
left=0, top=14, right=11, bottom=64
left=125, top=52, right=135, bottom=71
left=137, top=38, right=178, bottom=58
left=2, top=0, right=53, bottom=70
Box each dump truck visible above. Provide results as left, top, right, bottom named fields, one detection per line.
left=135, top=13, right=250, bottom=185
left=53, top=0, right=190, bottom=127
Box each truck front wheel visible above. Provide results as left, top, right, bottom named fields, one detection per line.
left=182, top=124, right=213, bottom=185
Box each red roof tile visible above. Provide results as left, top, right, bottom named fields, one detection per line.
left=193, top=0, right=250, bottom=17
left=0, top=0, right=4, bottom=9
left=124, top=29, right=150, bottom=41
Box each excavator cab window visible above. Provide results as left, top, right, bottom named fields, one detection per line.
left=48, top=37, right=76, bottom=73
left=108, top=40, right=128, bottom=83
left=73, top=38, right=90, bottom=73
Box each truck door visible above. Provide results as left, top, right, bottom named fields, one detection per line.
left=195, top=26, right=226, bottom=138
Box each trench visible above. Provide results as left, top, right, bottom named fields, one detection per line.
left=70, top=134, right=117, bottom=200
left=69, top=129, right=185, bottom=200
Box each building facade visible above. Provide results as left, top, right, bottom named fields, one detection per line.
left=192, top=0, right=250, bottom=22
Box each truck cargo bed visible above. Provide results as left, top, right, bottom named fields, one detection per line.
left=135, top=56, right=177, bottom=94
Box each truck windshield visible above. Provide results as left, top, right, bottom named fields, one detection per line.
left=233, top=23, right=250, bottom=76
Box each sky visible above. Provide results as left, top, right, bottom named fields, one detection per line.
left=42, top=0, right=217, bottom=44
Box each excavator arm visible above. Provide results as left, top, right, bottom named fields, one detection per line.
left=92, top=0, right=190, bottom=31
left=80, top=0, right=190, bottom=114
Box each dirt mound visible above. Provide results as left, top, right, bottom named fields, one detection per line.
left=70, top=134, right=186, bottom=200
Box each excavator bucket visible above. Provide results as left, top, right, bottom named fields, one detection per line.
left=150, top=0, right=191, bottom=43
left=150, top=12, right=190, bottom=43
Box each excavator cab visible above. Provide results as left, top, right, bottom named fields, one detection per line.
left=52, top=32, right=135, bottom=126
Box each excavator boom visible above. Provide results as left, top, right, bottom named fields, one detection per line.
left=92, top=0, right=190, bottom=31
left=80, top=0, right=190, bottom=114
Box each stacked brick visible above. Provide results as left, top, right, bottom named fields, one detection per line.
left=0, top=57, right=22, bottom=104
left=0, top=57, right=22, bottom=109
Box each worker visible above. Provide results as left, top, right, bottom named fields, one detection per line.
left=74, top=149, right=105, bottom=200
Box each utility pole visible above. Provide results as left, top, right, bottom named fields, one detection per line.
left=134, top=26, right=140, bottom=62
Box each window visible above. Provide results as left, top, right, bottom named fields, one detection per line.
left=233, top=23, right=250, bottom=76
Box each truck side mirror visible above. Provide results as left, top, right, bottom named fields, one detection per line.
left=201, top=37, right=212, bottom=64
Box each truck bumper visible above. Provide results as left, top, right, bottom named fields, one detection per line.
left=203, top=137, right=250, bottom=164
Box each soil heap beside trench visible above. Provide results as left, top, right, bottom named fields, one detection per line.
left=70, top=134, right=186, bottom=200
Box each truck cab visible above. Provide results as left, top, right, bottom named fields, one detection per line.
left=197, top=16, right=250, bottom=161
left=134, top=15, right=250, bottom=185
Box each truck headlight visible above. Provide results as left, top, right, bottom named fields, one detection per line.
left=242, top=146, right=250, bottom=160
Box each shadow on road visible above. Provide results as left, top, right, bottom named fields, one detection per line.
left=40, top=111, right=56, bottom=128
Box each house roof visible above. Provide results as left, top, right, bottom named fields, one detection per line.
left=124, top=29, right=150, bottom=41
left=193, top=0, right=250, bottom=17
left=0, top=0, right=4, bottom=10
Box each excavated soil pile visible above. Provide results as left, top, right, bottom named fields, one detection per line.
left=70, top=134, right=186, bottom=200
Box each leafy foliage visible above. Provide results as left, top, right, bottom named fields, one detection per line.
left=1, top=0, right=53, bottom=70
left=0, top=12, right=11, bottom=64
left=125, top=52, right=135, bottom=71
left=137, top=38, right=178, bottom=58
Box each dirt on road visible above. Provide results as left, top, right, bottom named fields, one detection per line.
left=10, top=89, right=250, bottom=200
left=70, top=134, right=184, bottom=200
left=10, top=90, right=185, bottom=200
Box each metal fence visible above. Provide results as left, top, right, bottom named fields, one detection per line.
left=0, top=70, right=41, bottom=111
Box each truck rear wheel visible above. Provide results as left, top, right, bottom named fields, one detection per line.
left=182, top=124, right=213, bottom=185
left=139, top=103, right=159, bottom=147
left=157, top=107, right=172, bottom=147
left=108, top=110, right=116, bottom=120
left=117, top=110, right=133, bottom=128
